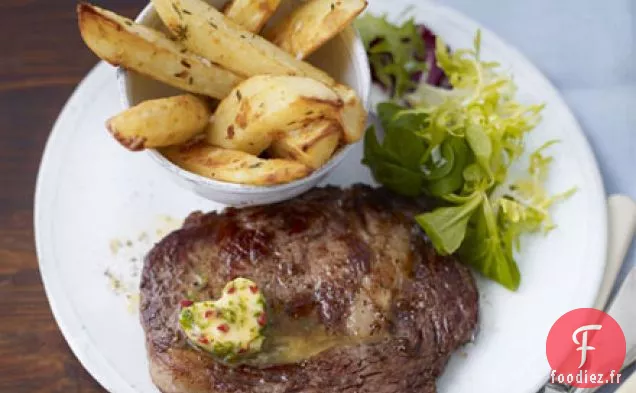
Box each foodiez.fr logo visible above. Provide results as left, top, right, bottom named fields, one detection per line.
left=546, top=308, right=626, bottom=388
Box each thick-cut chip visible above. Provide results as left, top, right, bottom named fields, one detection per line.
left=223, top=0, right=282, bottom=33
left=77, top=3, right=242, bottom=99
left=207, top=75, right=343, bottom=155
left=269, top=120, right=342, bottom=169
left=151, top=0, right=334, bottom=84
left=107, top=94, right=210, bottom=151
left=333, top=84, right=367, bottom=143
left=151, top=0, right=367, bottom=144
left=161, top=143, right=311, bottom=185
left=265, top=0, right=368, bottom=59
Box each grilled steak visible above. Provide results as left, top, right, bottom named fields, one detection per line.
left=140, top=185, right=478, bottom=393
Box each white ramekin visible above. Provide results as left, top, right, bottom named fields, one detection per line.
left=118, top=1, right=371, bottom=206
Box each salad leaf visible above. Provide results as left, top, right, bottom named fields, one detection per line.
left=377, top=103, right=429, bottom=169
left=425, top=138, right=469, bottom=197
left=459, top=197, right=521, bottom=291
left=361, top=17, right=574, bottom=290
left=355, top=14, right=428, bottom=98
left=363, top=127, right=425, bottom=196
left=418, top=25, right=450, bottom=87
left=416, top=192, right=482, bottom=255
left=425, top=142, right=455, bottom=181
left=497, top=141, right=577, bottom=250
left=465, top=124, right=492, bottom=177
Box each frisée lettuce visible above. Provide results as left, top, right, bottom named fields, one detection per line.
left=360, top=19, right=575, bottom=290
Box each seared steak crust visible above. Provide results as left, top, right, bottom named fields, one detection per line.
left=140, top=185, right=478, bottom=393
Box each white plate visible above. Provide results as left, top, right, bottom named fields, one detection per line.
left=34, top=2, right=607, bottom=393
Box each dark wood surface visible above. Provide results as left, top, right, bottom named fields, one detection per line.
left=0, top=1, right=144, bottom=391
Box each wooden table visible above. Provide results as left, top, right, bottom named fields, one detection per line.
left=0, top=1, right=144, bottom=391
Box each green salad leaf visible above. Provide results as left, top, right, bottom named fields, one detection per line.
left=363, top=127, right=425, bottom=196
left=497, top=141, right=578, bottom=252
left=459, top=196, right=521, bottom=291
left=416, top=191, right=482, bottom=255
left=355, top=14, right=427, bottom=99
left=360, top=17, right=574, bottom=290
left=363, top=103, right=429, bottom=196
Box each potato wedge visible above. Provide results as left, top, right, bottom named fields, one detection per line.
left=265, top=0, right=368, bottom=59
left=151, top=0, right=334, bottom=84
left=107, top=94, right=210, bottom=151
left=77, top=3, right=242, bottom=99
left=152, top=0, right=367, bottom=143
left=223, top=0, right=282, bottom=33
left=268, top=85, right=364, bottom=162
left=269, top=120, right=342, bottom=169
left=161, top=143, right=311, bottom=185
left=207, top=75, right=343, bottom=155
left=333, top=84, right=367, bottom=143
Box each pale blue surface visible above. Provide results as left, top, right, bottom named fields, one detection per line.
left=440, top=0, right=635, bottom=390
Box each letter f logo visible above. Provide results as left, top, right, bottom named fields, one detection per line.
left=572, top=324, right=602, bottom=368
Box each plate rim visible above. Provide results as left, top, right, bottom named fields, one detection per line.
left=34, top=2, right=608, bottom=392
left=34, top=63, right=138, bottom=393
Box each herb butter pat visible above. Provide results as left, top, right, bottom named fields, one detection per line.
left=179, top=278, right=267, bottom=361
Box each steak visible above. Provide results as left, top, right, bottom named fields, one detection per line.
left=140, top=185, right=478, bottom=393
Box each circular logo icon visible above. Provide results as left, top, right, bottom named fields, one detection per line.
left=546, top=308, right=626, bottom=388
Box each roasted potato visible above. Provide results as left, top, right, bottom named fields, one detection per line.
left=151, top=0, right=367, bottom=143
left=77, top=3, right=242, bottom=100
left=223, top=0, right=282, bottom=33
left=269, top=120, right=342, bottom=169
left=266, top=0, right=368, bottom=59
left=207, top=75, right=344, bottom=155
left=333, top=84, right=367, bottom=143
left=106, top=94, right=210, bottom=151
left=151, top=0, right=334, bottom=84
left=161, top=143, right=311, bottom=185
